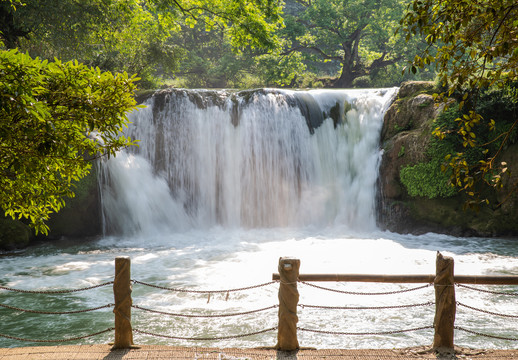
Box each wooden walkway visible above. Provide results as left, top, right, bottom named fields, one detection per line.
left=1, top=345, right=517, bottom=359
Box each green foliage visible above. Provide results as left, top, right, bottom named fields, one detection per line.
left=273, top=0, right=428, bottom=88
left=352, top=76, right=372, bottom=88
left=0, top=48, right=139, bottom=234
left=3, top=0, right=284, bottom=89
left=401, top=84, right=518, bottom=202
left=432, top=87, right=518, bottom=203
left=170, top=23, right=260, bottom=88
left=397, top=145, right=405, bottom=158
left=7, top=0, right=184, bottom=88
left=400, top=161, right=456, bottom=199
left=399, top=107, right=459, bottom=199
left=255, top=48, right=307, bottom=87
left=0, top=217, right=32, bottom=250
left=401, top=0, right=518, bottom=206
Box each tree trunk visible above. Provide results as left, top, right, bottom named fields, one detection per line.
left=333, top=64, right=354, bottom=88
left=333, top=41, right=358, bottom=88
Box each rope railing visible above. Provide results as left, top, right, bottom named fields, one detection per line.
left=298, top=301, right=434, bottom=310
left=129, top=278, right=279, bottom=342
left=0, top=253, right=517, bottom=352
left=457, top=301, right=518, bottom=318
left=454, top=326, right=518, bottom=341
left=0, top=302, right=114, bottom=314
left=299, top=281, right=432, bottom=295
left=132, top=304, right=278, bottom=318
left=272, top=254, right=518, bottom=351
left=0, top=328, right=114, bottom=343
left=0, top=282, right=114, bottom=294
left=453, top=282, right=518, bottom=343
left=456, top=283, right=518, bottom=296
left=0, top=282, right=115, bottom=344
left=297, top=325, right=434, bottom=337
left=132, top=279, right=277, bottom=294
left=133, top=327, right=278, bottom=341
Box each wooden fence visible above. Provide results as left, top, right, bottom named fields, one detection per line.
left=110, top=252, right=518, bottom=351
left=270, top=252, right=518, bottom=352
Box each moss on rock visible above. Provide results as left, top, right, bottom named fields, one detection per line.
left=378, top=81, right=518, bottom=236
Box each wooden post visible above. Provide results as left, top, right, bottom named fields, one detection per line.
left=433, top=252, right=456, bottom=352
left=275, top=257, right=300, bottom=351
left=113, top=256, right=133, bottom=349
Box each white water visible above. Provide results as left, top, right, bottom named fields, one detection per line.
left=1, top=88, right=517, bottom=350
left=100, top=88, right=394, bottom=234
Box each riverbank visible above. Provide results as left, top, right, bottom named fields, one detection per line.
left=1, top=345, right=518, bottom=359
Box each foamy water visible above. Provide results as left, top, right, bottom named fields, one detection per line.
left=1, top=88, right=517, bottom=349
left=1, top=229, right=517, bottom=349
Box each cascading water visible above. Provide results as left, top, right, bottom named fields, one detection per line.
left=99, top=88, right=397, bottom=235
left=1, top=88, right=517, bottom=351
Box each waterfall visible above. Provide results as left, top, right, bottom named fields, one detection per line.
left=99, top=88, right=397, bottom=235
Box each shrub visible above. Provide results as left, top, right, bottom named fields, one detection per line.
left=400, top=161, right=456, bottom=198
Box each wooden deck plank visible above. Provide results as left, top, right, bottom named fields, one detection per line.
left=1, top=345, right=517, bottom=359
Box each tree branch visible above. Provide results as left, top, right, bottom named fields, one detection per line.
left=281, top=45, right=342, bottom=62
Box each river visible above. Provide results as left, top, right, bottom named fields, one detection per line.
left=1, top=88, right=517, bottom=349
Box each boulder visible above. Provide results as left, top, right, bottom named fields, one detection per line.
left=46, top=166, right=102, bottom=238
left=0, top=217, right=32, bottom=251
left=378, top=81, right=518, bottom=236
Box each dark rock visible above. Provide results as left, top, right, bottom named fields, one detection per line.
left=378, top=81, right=518, bottom=237
left=398, top=81, right=436, bottom=99
left=0, top=217, right=32, bottom=251
left=46, top=165, right=102, bottom=238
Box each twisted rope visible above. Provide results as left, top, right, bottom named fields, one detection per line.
left=132, top=304, right=278, bottom=318
left=132, top=280, right=277, bottom=294
left=299, top=301, right=434, bottom=310
left=0, top=282, right=114, bottom=294
left=133, top=327, right=277, bottom=341
left=0, top=302, right=113, bottom=314
left=0, top=328, right=114, bottom=343
left=300, top=281, right=433, bottom=295
left=298, top=325, right=434, bottom=336
left=455, top=326, right=518, bottom=341
left=457, top=301, right=518, bottom=318
left=456, top=283, right=518, bottom=296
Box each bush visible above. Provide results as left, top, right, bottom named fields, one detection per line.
left=0, top=48, right=138, bottom=233
left=400, top=83, right=518, bottom=200
left=352, top=75, right=371, bottom=88
left=400, top=161, right=456, bottom=198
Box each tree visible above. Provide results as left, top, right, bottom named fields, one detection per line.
left=400, top=0, right=518, bottom=207
left=152, top=0, right=284, bottom=51
left=3, top=0, right=186, bottom=87
left=168, top=22, right=255, bottom=88
left=279, top=0, right=409, bottom=88
left=0, top=0, right=285, bottom=235
left=0, top=48, right=139, bottom=234
left=3, top=0, right=284, bottom=88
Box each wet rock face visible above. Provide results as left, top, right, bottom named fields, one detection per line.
left=378, top=81, right=518, bottom=237
left=397, top=81, right=436, bottom=98
left=378, top=82, right=439, bottom=206
left=150, top=88, right=350, bottom=134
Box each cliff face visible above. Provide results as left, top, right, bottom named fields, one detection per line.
left=45, top=165, right=102, bottom=239
left=378, top=81, right=518, bottom=237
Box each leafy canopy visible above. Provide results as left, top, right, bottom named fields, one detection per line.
left=400, top=0, right=518, bottom=207
left=0, top=48, right=139, bottom=234
left=277, top=0, right=414, bottom=87
left=4, top=0, right=284, bottom=88
left=0, top=0, right=285, bottom=235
